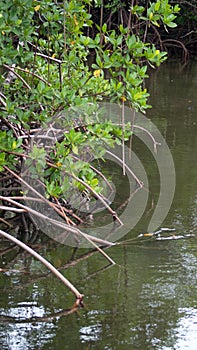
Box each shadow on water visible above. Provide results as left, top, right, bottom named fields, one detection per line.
left=0, top=61, right=197, bottom=349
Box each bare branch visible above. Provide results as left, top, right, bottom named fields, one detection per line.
left=3, top=64, right=31, bottom=90
left=13, top=66, right=52, bottom=86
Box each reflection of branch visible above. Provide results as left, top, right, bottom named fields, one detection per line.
left=116, top=185, right=144, bottom=214
left=5, top=247, right=114, bottom=296
left=0, top=305, right=80, bottom=324
left=10, top=248, right=100, bottom=291
left=84, top=263, right=113, bottom=280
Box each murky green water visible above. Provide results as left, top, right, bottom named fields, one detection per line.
left=0, top=61, right=197, bottom=349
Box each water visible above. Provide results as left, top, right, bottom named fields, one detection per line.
left=0, top=61, right=197, bottom=349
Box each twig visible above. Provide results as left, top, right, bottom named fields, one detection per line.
left=63, top=0, right=67, bottom=53
left=3, top=64, right=31, bottom=90
left=0, top=306, right=79, bottom=323
left=36, top=52, right=62, bottom=64
left=3, top=164, right=80, bottom=225
left=0, top=117, right=19, bottom=138
left=121, top=100, right=125, bottom=175
left=0, top=95, right=6, bottom=107
left=0, top=205, right=26, bottom=213
left=45, top=160, right=122, bottom=225
left=4, top=195, right=83, bottom=224
left=13, top=66, right=51, bottom=86
left=150, top=24, right=164, bottom=51
left=2, top=152, right=121, bottom=225
left=0, top=217, right=13, bottom=228
left=133, top=125, right=161, bottom=153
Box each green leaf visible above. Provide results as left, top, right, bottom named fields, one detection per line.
left=72, top=144, right=78, bottom=155
left=155, top=1, right=160, bottom=11
left=102, top=23, right=107, bottom=33
left=166, top=21, right=177, bottom=28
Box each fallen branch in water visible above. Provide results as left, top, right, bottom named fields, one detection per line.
left=0, top=229, right=84, bottom=305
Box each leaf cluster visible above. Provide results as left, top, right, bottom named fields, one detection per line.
left=0, top=0, right=179, bottom=206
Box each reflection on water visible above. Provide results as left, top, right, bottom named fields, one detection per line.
left=172, top=308, right=197, bottom=350
left=1, top=322, right=56, bottom=350
left=0, top=61, right=197, bottom=349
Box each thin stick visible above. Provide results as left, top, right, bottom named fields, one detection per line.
left=36, top=52, right=62, bottom=64
left=121, top=100, right=125, bottom=175
left=72, top=155, right=113, bottom=191
left=133, top=125, right=161, bottom=153
left=0, top=229, right=83, bottom=302
left=46, top=161, right=123, bottom=225
left=3, top=154, right=120, bottom=225
left=3, top=64, right=31, bottom=90
left=13, top=66, right=51, bottom=86
left=0, top=95, right=6, bottom=107
left=3, top=165, right=69, bottom=222
left=3, top=196, right=83, bottom=224
left=63, top=0, right=67, bottom=53
left=0, top=205, right=26, bottom=213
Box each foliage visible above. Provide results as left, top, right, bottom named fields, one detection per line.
left=0, top=0, right=180, bottom=214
